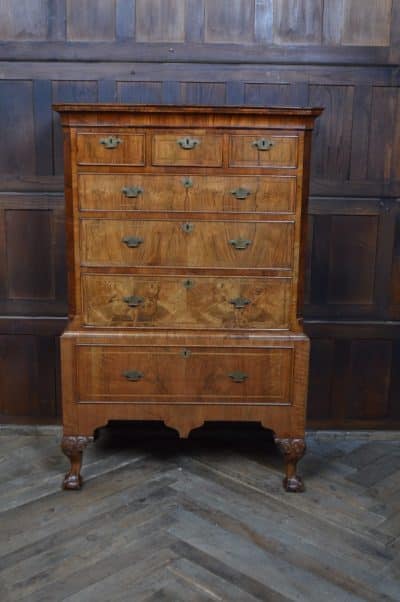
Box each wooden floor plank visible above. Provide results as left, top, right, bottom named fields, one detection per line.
left=0, top=428, right=399, bottom=602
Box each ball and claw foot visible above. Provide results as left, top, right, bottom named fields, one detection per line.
left=61, top=436, right=92, bottom=490
left=274, top=437, right=306, bottom=493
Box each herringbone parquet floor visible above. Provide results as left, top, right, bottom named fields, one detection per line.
left=0, top=423, right=399, bottom=601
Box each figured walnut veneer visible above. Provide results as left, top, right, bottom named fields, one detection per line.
left=55, top=103, right=322, bottom=491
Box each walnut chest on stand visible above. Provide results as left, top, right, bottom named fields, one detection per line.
left=54, top=104, right=322, bottom=492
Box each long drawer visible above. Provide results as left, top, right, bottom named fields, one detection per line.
left=78, top=173, right=297, bottom=214
left=80, top=219, right=294, bottom=269
left=76, top=344, right=293, bottom=405
left=82, top=274, right=291, bottom=329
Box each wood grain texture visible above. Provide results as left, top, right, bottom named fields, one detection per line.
left=135, top=0, right=185, bottom=43
left=82, top=273, right=291, bottom=329
left=0, top=0, right=48, bottom=40
left=1, top=0, right=399, bottom=428
left=76, top=344, right=293, bottom=404
left=66, top=0, right=116, bottom=41
left=56, top=104, right=317, bottom=488
left=77, top=173, right=297, bottom=213
left=79, top=218, right=294, bottom=270
left=205, top=0, right=254, bottom=43
left=2, top=429, right=399, bottom=600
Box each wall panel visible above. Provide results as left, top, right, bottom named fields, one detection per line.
left=0, top=0, right=398, bottom=426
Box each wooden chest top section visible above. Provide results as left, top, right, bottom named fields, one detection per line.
left=55, top=103, right=321, bottom=332
left=54, top=104, right=323, bottom=130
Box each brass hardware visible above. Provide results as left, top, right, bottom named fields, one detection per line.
left=100, top=135, right=122, bottom=149
left=229, top=371, right=248, bottom=383
left=181, top=222, right=194, bottom=233
left=229, top=238, right=252, bottom=250
left=252, top=138, right=274, bottom=151
left=123, top=370, right=143, bottom=382
left=231, top=187, right=251, bottom=200
left=183, top=279, right=194, bottom=289
left=181, top=176, right=193, bottom=188
left=177, top=137, right=200, bottom=150
left=122, top=236, right=144, bottom=248
left=181, top=349, right=192, bottom=358
left=230, top=297, right=251, bottom=309
left=122, top=186, right=143, bottom=198
left=123, top=295, right=144, bottom=308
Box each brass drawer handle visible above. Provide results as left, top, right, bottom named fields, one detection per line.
left=229, top=238, right=252, bottom=250
left=177, top=137, right=200, bottom=150
left=122, top=236, right=144, bottom=248
left=100, top=135, right=122, bottom=149
left=181, top=176, right=193, bottom=188
left=252, top=138, right=274, bottom=151
left=123, top=370, right=143, bottom=382
left=183, top=279, right=194, bottom=289
left=122, top=186, right=143, bottom=198
left=231, top=187, right=251, bottom=200
left=229, top=371, right=248, bottom=383
left=181, top=222, right=194, bottom=233
left=123, top=295, right=144, bottom=308
left=230, top=297, right=251, bottom=309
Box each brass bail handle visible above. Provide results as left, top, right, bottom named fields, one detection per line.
left=100, top=135, right=122, bottom=149
left=122, top=186, right=143, bottom=198
left=252, top=138, right=274, bottom=151
left=123, top=370, right=143, bottom=382
left=229, top=371, right=248, bottom=383
left=177, top=137, right=200, bottom=150
left=123, top=295, right=144, bottom=308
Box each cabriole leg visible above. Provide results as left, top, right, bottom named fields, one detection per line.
left=61, top=435, right=93, bottom=490
left=274, top=437, right=306, bottom=493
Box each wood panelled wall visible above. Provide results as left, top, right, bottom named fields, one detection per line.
left=0, top=0, right=399, bottom=427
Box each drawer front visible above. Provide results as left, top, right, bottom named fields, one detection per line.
left=78, top=173, right=297, bottom=214
left=82, top=274, right=291, bottom=329
left=80, top=219, right=294, bottom=269
left=152, top=132, right=223, bottom=166
left=76, top=132, right=145, bottom=166
left=229, top=134, right=298, bottom=168
left=76, top=345, right=293, bottom=404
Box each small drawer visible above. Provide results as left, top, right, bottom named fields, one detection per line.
left=229, top=133, right=299, bottom=168
left=82, top=274, right=291, bottom=329
left=76, top=344, right=293, bottom=405
left=80, top=218, right=294, bottom=270
left=152, top=132, right=223, bottom=166
left=76, top=132, right=145, bottom=166
left=78, top=173, right=297, bottom=214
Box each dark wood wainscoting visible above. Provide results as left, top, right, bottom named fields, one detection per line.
left=0, top=0, right=399, bottom=427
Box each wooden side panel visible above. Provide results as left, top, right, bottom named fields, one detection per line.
left=6, top=209, right=53, bottom=300
left=117, top=82, right=163, bottom=104
left=0, top=0, right=48, bottom=40
left=306, top=212, right=380, bottom=317
left=66, top=0, right=116, bottom=41
left=205, top=0, right=254, bottom=43
left=273, top=0, right=323, bottom=45
left=323, top=0, right=393, bottom=46
left=368, top=87, right=400, bottom=182
left=309, top=85, right=354, bottom=180
left=307, top=328, right=399, bottom=428
left=0, top=81, right=35, bottom=175
left=135, top=0, right=185, bottom=42
left=0, top=195, right=67, bottom=316
left=0, top=334, right=59, bottom=420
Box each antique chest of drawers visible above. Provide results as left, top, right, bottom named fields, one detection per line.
left=54, top=104, right=322, bottom=492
